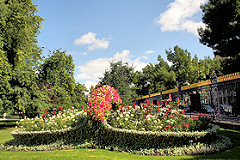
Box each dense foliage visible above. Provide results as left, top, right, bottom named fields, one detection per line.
left=0, top=0, right=48, bottom=117
left=166, top=45, right=222, bottom=84
left=99, top=61, right=136, bottom=105
left=99, top=46, right=222, bottom=104
left=198, top=0, right=240, bottom=73
left=39, top=50, right=88, bottom=109
left=0, top=0, right=87, bottom=117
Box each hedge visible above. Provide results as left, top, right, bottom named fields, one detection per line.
left=96, top=120, right=219, bottom=149
left=11, top=115, right=219, bottom=149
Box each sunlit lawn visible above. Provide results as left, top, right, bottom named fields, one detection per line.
left=0, top=127, right=239, bottom=160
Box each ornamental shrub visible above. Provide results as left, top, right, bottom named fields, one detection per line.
left=107, top=100, right=210, bottom=132
left=17, top=106, right=82, bottom=131
left=83, top=85, right=122, bottom=121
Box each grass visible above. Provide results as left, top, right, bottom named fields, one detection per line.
left=0, top=127, right=239, bottom=160
left=0, top=119, right=19, bottom=127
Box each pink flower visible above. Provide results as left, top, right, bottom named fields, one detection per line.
left=168, top=125, right=171, bottom=128
left=164, top=128, right=167, bottom=130
left=186, top=123, right=189, bottom=127
left=59, top=106, right=63, bottom=110
left=85, top=85, right=122, bottom=121
left=157, top=108, right=160, bottom=112
left=178, top=125, right=181, bottom=127
left=44, top=110, right=47, bottom=114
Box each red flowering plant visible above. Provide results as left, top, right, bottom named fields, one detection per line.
left=17, top=106, right=85, bottom=131
left=107, top=99, right=211, bottom=132
left=83, top=85, right=122, bottom=121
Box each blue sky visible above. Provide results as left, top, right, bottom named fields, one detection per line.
left=36, top=0, right=212, bottom=89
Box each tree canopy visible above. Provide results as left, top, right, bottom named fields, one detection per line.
left=0, top=0, right=48, bottom=117
left=0, top=0, right=87, bottom=117
left=99, top=61, right=136, bottom=105
left=39, top=50, right=87, bottom=109
left=198, top=0, right=240, bottom=73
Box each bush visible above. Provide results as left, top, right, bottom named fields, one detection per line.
left=107, top=100, right=210, bottom=132
left=11, top=112, right=90, bottom=145
left=83, top=85, right=122, bottom=121
left=11, top=114, right=219, bottom=148
left=16, top=106, right=83, bottom=131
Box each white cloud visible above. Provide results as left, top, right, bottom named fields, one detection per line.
left=76, top=50, right=148, bottom=89
left=74, top=32, right=109, bottom=51
left=145, top=50, right=155, bottom=54
left=77, top=57, right=109, bottom=81
left=182, top=20, right=205, bottom=35
left=110, top=50, right=130, bottom=62
left=156, top=0, right=206, bottom=35
left=132, top=57, right=148, bottom=72
left=142, top=56, right=148, bottom=60
left=84, top=80, right=98, bottom=91
left=167, top=60, right=173, bottom=67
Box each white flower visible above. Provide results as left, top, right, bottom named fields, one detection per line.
left=125, top=118, right=128, bottom=121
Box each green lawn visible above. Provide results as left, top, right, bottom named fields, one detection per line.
left=0, top=127, right=239, bottom=160
left=0, top=119, right=19, bottom=127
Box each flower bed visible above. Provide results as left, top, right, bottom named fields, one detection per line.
left=11, top=112, right=219, bottom=148
left=107, top=100, right=210, bottom=132
left=7, top=117, right=232, bottom=155
left=6, top=86, right=232, bottom=155
left=11, top=111, right=90, bottom=145
left=17, top=107, right=81, bottom=131
left=96, top=120, right=220, bottom=149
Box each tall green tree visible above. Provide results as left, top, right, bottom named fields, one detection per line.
left=198, top=0, right=240, bottom=73
left=39, top=50, right=87, bottom=109
left=136, top=56, right=176, bottom=95
left=0, top=0, right=48, bottom=117
left=166, top=46, right=223, bottom=85
left=99, top=61, right=136, bottom=105
left=71, top=82, right=88, bottom=108
left=166, top=46, right=193, bottom=84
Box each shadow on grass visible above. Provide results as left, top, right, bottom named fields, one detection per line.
left=188, top=129, right=240, bottom=159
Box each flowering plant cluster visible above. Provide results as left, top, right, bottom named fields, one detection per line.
left=108, top=100, right=210, bottom=132
left=83, top=85, right=122, bottom=121
left=17, top=106, right=85, bottom=131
